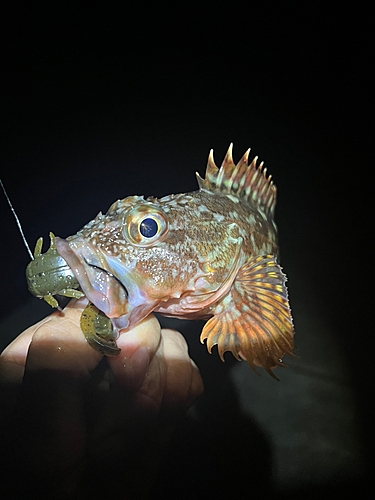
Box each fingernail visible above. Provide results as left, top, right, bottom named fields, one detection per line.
left=117, top=327, right=141, bottom=351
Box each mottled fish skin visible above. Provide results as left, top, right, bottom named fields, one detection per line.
left=55, top=144, right=295, bottom=378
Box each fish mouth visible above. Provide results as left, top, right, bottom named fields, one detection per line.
left=83, top=260, right=129, bottom=298
left=55, top=236, right=130, bottom=318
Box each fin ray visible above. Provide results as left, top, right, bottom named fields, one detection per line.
left=200, top=254, right=295, bottom=378
left=198, top=145, right=276, bottom=217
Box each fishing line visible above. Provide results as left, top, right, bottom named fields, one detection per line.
left=0, top=178, right=34, bottom=260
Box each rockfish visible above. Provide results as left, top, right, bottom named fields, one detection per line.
left=55, top=144, right=295, bottom=378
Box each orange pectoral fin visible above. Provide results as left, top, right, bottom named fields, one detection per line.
left=200, top=255, right=295, bottom=379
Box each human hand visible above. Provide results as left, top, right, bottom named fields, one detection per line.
left=0, top=298, right=203, bottom=498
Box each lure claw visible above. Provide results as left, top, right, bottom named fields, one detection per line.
left=80, top=302, right=121, bottom=356
left=49, top=232, right=57, bottom=249
left=34, top=237, right=43, bottom=258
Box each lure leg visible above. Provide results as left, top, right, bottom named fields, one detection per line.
left=58, top=288, right=85, bottom=299
left=40, top=289, right=84, bottom=309
left=80, top=302, right=121, bottom=356
left=42, top=294, right=60, bottom=308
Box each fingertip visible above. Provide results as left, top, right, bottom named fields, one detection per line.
left=117, top=314, right=161, bottom=352
left=108, top=314, right=161, bottom=390
left=26, top=306, right=102, bottom=376
left=0, top=316, right=55, bottom=385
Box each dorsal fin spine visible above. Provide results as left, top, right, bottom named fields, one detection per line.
left=197, top=145, right=277, bottom=217
left=216, top=166, right=225, bottom=188
left=223, top=142, right=234, bottom=165
left=228, top=163, right=241, bottom=192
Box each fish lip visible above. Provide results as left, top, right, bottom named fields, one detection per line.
left=55, top=236, right=129, bottom=318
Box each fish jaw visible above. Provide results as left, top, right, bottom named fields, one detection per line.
left=102, top=253, right=161, bottom=332
left=55, top=236, right=161, bottom=333
left=55, top=236, right=129, bottom=318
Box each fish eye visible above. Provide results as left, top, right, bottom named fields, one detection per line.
left=124, top=205, right=168, bottom=246
left=139, top=217, right=159, bottom=238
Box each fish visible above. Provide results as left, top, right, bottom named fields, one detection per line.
left=55, top=144, right=295, bottom=378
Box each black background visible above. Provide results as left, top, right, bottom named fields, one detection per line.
left=0, top=4, right=370, bottom=498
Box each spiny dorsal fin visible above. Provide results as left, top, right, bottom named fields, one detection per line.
left=196, top=143, right=277, bottom=217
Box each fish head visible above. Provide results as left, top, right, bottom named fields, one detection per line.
left=55, top=194, right=211, bottom=332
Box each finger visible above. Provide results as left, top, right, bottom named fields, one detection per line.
left=26, top=298, right=102, bottom=376
left=0, top=314, right=56, bottom=385
left=2, top=298, right=99, bottom=494
left=108, top=314, right=162, bottom=393
left=161, top=329, right=204, bottom=410
left=0, top=297, right=96, bottom=385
